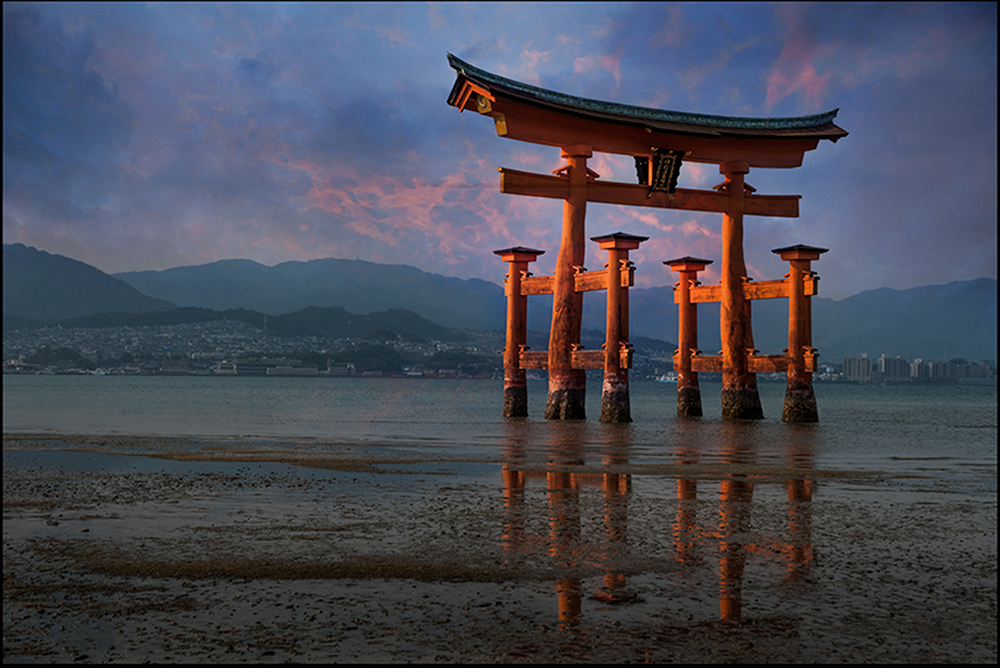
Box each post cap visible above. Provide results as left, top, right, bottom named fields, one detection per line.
left=493, top=246, right=545, bottom=262
left=590, top=231, right=649, bottom=250
left=771, top=244, right=829, bottom=261
left=664, top=256, right=713, bottom=272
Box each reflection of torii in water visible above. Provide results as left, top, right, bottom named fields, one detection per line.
left=673, top=422, right=816, bottom=622
left=447, top=55, right=846, bottom=422
left=500, top=423, right=816, bottom=627
left=500, top=432, right=631, bottom=629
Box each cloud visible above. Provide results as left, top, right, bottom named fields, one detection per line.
left=680, top=36, right=766, bottom=93
left=273, top=150, right=527, bottom=267
left=2, top=2, right=995, bottom=298
left=516, top=48, right=553, bottom=84
left=763, top=5, right=836, bottom=112
left=573, top=52, right=621, bottom=90
left=765, top=62, right=831, bottom=112
left=655, top=4, right=689, bottom=48
left=3, top=7, right=135, bottom=220
left=427, top=3, right=447, bottom=32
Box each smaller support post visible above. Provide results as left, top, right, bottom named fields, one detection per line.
left=494, top=246, right=545, bottom=417
left=592, top=232, right=648, bottom=423
left=665, top=257, right=714, bottom=417
left=772, top=244, right=828, bottom=422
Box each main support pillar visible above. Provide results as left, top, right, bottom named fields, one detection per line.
left=719, top=161, right=763, bottom=420
left=666, top=257, right=713, bottom=417
left=494, top=246, right=545, bottom=417
left=773, top=245, right=828, bottom=422
left=594, top=232, right=648, bottom=422
left=546, top=145, right=592, bottom=420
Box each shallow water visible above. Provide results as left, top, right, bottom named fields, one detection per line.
left=4, top=375, right=996, bottom=479
left=3, top=376, right=997, bottom=662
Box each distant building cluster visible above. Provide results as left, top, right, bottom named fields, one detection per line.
left=841, top=353, right=995, bottom=384
left=213, top=358, right=320, bottom=376
left=1, top=320, right=504, bottom=378
left=211, top=359, right=360, bottom=377
left=3, top=319, right=995, bottom=384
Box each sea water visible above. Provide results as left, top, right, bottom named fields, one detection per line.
left=2, top=374, right=997, bottom=661
left=3, top=375, right=996, bottom=475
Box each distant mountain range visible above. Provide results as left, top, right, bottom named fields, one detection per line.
left=3, top=243, right=175, bottom=325
left=114, top=257, right=503, bottom=331
left=3, top=243, right=996, bottom=362
left=617, top=278, right=998, bottom=364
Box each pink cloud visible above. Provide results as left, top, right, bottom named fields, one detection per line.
left=573, top=53, right=621, bottom=89
left=499, top=48, right=552, bottom=86
left=587, top=153, right=631, bottom=182
left=507, top=149, right=546, bottom=168
left=640, top=88, right=673, bottom=111
left=656, top=4, right=688, bottom=48
left=623, top=235, right=724, bottom=289
left=677, top=161, right=710, bottom=188
left=272, top=150, right=549, bottom=267
left=765, top=61, right=831, bottom=111
left=764, top=6, right=836, bottom=111
left=520, top=48, right=553, bottom=75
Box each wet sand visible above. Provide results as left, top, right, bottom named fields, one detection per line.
left=3, top=433, right=996, bottom=663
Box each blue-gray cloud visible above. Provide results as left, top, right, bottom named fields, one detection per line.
left=3, top=8, right=134, bottom=221
left=2, top=2, right=995, bottom=299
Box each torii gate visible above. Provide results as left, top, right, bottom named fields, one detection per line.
left=447, top=55, right=847, bottom=421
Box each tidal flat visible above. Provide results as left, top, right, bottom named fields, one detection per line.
left=3, top=433, right=996, bottom=663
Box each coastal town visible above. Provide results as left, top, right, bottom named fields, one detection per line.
left=3, top=319, right=994, bottom=383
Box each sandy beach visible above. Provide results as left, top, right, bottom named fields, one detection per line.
left=3, top=432, right=997, bottom=663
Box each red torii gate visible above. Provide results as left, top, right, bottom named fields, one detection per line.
left=447, top=55, right=846, bottom=421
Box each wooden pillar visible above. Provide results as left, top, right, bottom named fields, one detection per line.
left=494, top=246, right=545, bottom=417
left=719, top=161, right=763, bottom=420
left=593, top=232, right=647, bottom=423
left=773, top=245, right=828, bottom=422
left=665, top=257, right=713, bottom=417
left=545, top=144, right=592, bottom=420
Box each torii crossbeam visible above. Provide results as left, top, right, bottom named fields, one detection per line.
left=447, top=55, right=846, bottom=421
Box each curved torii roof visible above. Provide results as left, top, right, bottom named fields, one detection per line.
left=447, top=54, right=847, bottom=168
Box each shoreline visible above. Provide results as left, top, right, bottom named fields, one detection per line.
left=4, top=434, right=996, bottom=663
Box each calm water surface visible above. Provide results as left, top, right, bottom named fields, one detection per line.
left=3, top=374, right=996, bottom=482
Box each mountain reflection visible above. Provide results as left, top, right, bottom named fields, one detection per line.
left=500, top=420, right=815, bottom=628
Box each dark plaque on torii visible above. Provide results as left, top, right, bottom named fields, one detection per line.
left=634, top=148, right=686, bottom=196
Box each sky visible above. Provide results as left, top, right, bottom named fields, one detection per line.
left=3, top=2, right=996, bottom=300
